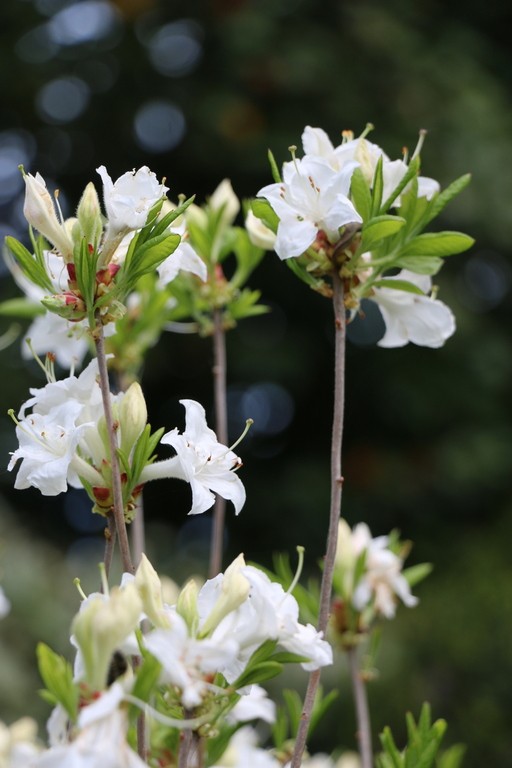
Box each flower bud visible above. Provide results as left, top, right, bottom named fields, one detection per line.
left=135, top=554, right=171, bottom=629
left=245, top=210, right=276, bottom=250
left=23, top=172, right=73, bottom=260
left=77, top=182, right=104, bottom=249
left=40, top=293, right=87, bottom=321
left=209, top=179, right=240, bottom=227
left=176, top=578, right=200, bottom=634
left=72, top=583, right=142, bottom=690
left=199, top=553, right=250, bottom=637
left=119, top=382, right=147, bottom=458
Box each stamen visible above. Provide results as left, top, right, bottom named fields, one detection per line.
left=73, top=577, right=88, bottom=601
left=98, top=562, right=109, bottom=596
left=285, top=546, right=305, bottom=597
left=411, top=129, right=427, bottom=160
left=360, top=122, right=375, bottom=140
left=24, top=339, right=56, bottom=383
left=123, top=694, right=211, bottom=730
left=54, top=189, right=65, bottom=226
left=341, top=130, right=354, bottom=143
left=229, top=418, right=254, bottom=453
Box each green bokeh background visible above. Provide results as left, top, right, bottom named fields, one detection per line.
left=0, top=0, right=511, bottom=764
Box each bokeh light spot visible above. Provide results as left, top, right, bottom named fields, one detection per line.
left=0, top=131, right=36, bottom=204
left=148, top=21, right=203, bottom=77
left=133, top=100, right=186, bottom=153
left=48, top=0, right=121, bottom=46
left=228, top=382, right=294, bottom=438
left=36, top=77, right=91, bottom=124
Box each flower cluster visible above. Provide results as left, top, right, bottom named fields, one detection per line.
left=27, top=553, right=331, bottom=766
left=330, top=519, right=424, bottom=642
left=8, top=362, right=246, bottom=518
left=252, top=124, right=473, bottom=348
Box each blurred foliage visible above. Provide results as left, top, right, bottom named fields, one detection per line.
left=0, top=0, right=511, bottom=766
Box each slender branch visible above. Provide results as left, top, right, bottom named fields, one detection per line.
left=94, top=316, right=134, bottom=575
left=347, top=645, right=373, bottom=768
left=103, top=512, right=117, bottom=580
left=290, top=270, right=347, bottom=767
left=209, top=308, right=228, bottom=578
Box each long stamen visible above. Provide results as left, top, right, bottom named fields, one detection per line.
left=285, top=545, right=305, bottom=597
left=411, top=129, right=427, bottom=160
left=25, top=339, right=56, bottom=383
left=360, top=122, right=375, bottom=140
left=73, top=577, right=88, bottom=601
left=229, top=418, right=254, bottom=453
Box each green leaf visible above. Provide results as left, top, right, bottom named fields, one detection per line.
left=350, top=167, right=372, bottom=221
left=380, top=156, right=421, bottom=213
left=399, top=232, right=474, bottom=258
left=308, top=687, right=339, bottom=738
left=268, top=149, right=282, bottom=183
left=234, top=660, right=283, bottom=688
left=380, top=726, right=404, bottom=768
left=424, top=173, right=471, bottom=224
left=361, top=215, right=406, bottom=250
left=371, top=155, right=384, bottom=216
left=392, top=256, right=443, bottom=275
left=5, top=236, right=54, bottom=293
left=282, top=688, right=303, bottom=734
left=270, top=651, right=309, bottom=664
left=0, top=297, right=44, bottom=318
left=372, top=279, right=426, bottom=295
left=285, top=257, right=330, bottom=296
left=402, top=562, right=433, bottom=588
left=37, top=643, right=78, bottom=721
left=437, top=744, right=466, bottom=768
left=250, top=198, right=279, bottom=232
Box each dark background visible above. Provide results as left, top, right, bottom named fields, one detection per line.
left=0, top=0, right=511, bottom=764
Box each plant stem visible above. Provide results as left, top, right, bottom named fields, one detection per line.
left=103, top=512, right=117, bottom=580
left=347, top=645, right=373, bottom=768
left=209, top=308, right=228, bottom=578
left=290, top=270, right=347, bottom=767
left=94, top=315, right=134, bottom=575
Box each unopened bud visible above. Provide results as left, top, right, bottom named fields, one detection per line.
left=245, top=210, right=276, bottom=250
left=22, top=171, right=73, bottom=259
left=209, top=179, right=240, bottom=227
left=199, top=553, right=250, bottom=637
left=40, top=293, right=87, bottom=321
left=77, top=182, right=103, bottom=249
left=135, top=554, right=171, bottom=629
left=119, top=382, right=147, bottom=457
left=176, top=578, right=200, bottom=634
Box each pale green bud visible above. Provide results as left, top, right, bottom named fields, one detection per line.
left=176, top=578, right=200, bottom=634
left=245, top=210, right=276, bottom=250
left=22, top=171, right=73, bottom=260
left=199, top=553, right=250, bottom=637
left=40, top=293, right=87, bottom=321
left=209, top=179, right=240, bottom=228
left=119, top=382, right=147, bottom=458
left=135, top=554, right=171, bottom=629
left=76, top=182, right=104, bottom=249
left=71, top=582, right=142, bottom=690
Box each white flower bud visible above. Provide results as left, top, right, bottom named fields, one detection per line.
left=199, top=553, right=250, bottom=637
left=245, top=209, right=276, bottom=250
left=209, top=178, right=240, bottom=227
left=77, top=181, right=104, bottom=249
left=119, top=382, right=147, bottom=458
left=135, top=554, right=171, bottom=629
left=23, top=172, right=73, bottom=259
left=176, top=578, right=200, bottom=634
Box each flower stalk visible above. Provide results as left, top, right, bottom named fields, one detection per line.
left=290, top=268, right=347, bottom=767
left=209, top=307, right=228, bottom=577
left=93, top=313, right=134, bottom=575
left=347, top=645, right=373, bottom=768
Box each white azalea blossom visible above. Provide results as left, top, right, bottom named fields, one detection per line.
left=210, top=726, right=280, bottom=768
left=140, top=399, right=246, bottom=516
left=371, top=270, right=455, bottom=348
left=144, top=611, right=240, bottom=708
left=34, top=685, right=146, bottom=768
left=97, top=165, right=168, bottom=236
left=227, top=684, right=276, bottom=724
left=0, top=717, right=42, bottom=767
left=335, top=521, right=418, bottom=619
left=22, top=172, right=74, bottom=259
left=257, top=155, right=362, bottom=260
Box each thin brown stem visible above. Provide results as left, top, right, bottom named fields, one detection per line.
left=94, top=316, right=134, bottom=575
left=290, top=270, right=347, bottom=767
left=347, top=645, right=373, bottom=768
left=103, top=512, right=117, bottom=580
left=209, top=308, right=228, bottom=578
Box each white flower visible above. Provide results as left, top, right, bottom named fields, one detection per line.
left=0, top=587, right=11, bottom=619
left=257, top=155, right=362, bottom=260
left=371, top=270, right=455, bottom=348
left=156, top=205, right=207, bottom=285
left=227, top=684, right=276, bottom=724
left=34, top=686, right=146, bottom=768
left=0, top=717, right=41, bottom=767
left=210, top=726, right=280, bottom=768
left=140, top=399, right=246, bottom=516
left=208, top=179, right=240, bottom=228
left=205, top=565, right=332, bottom=681
left=342, top=523, right=418, bottom=619
left=245, top=210, right=276, bottom=250
left=23, top=172, right=74, bottom=259
left=8, top=407, right=93, bottom=495
left=144, top=611, right=239, bottom=708
left=96, top=165, right=168, bottom=235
